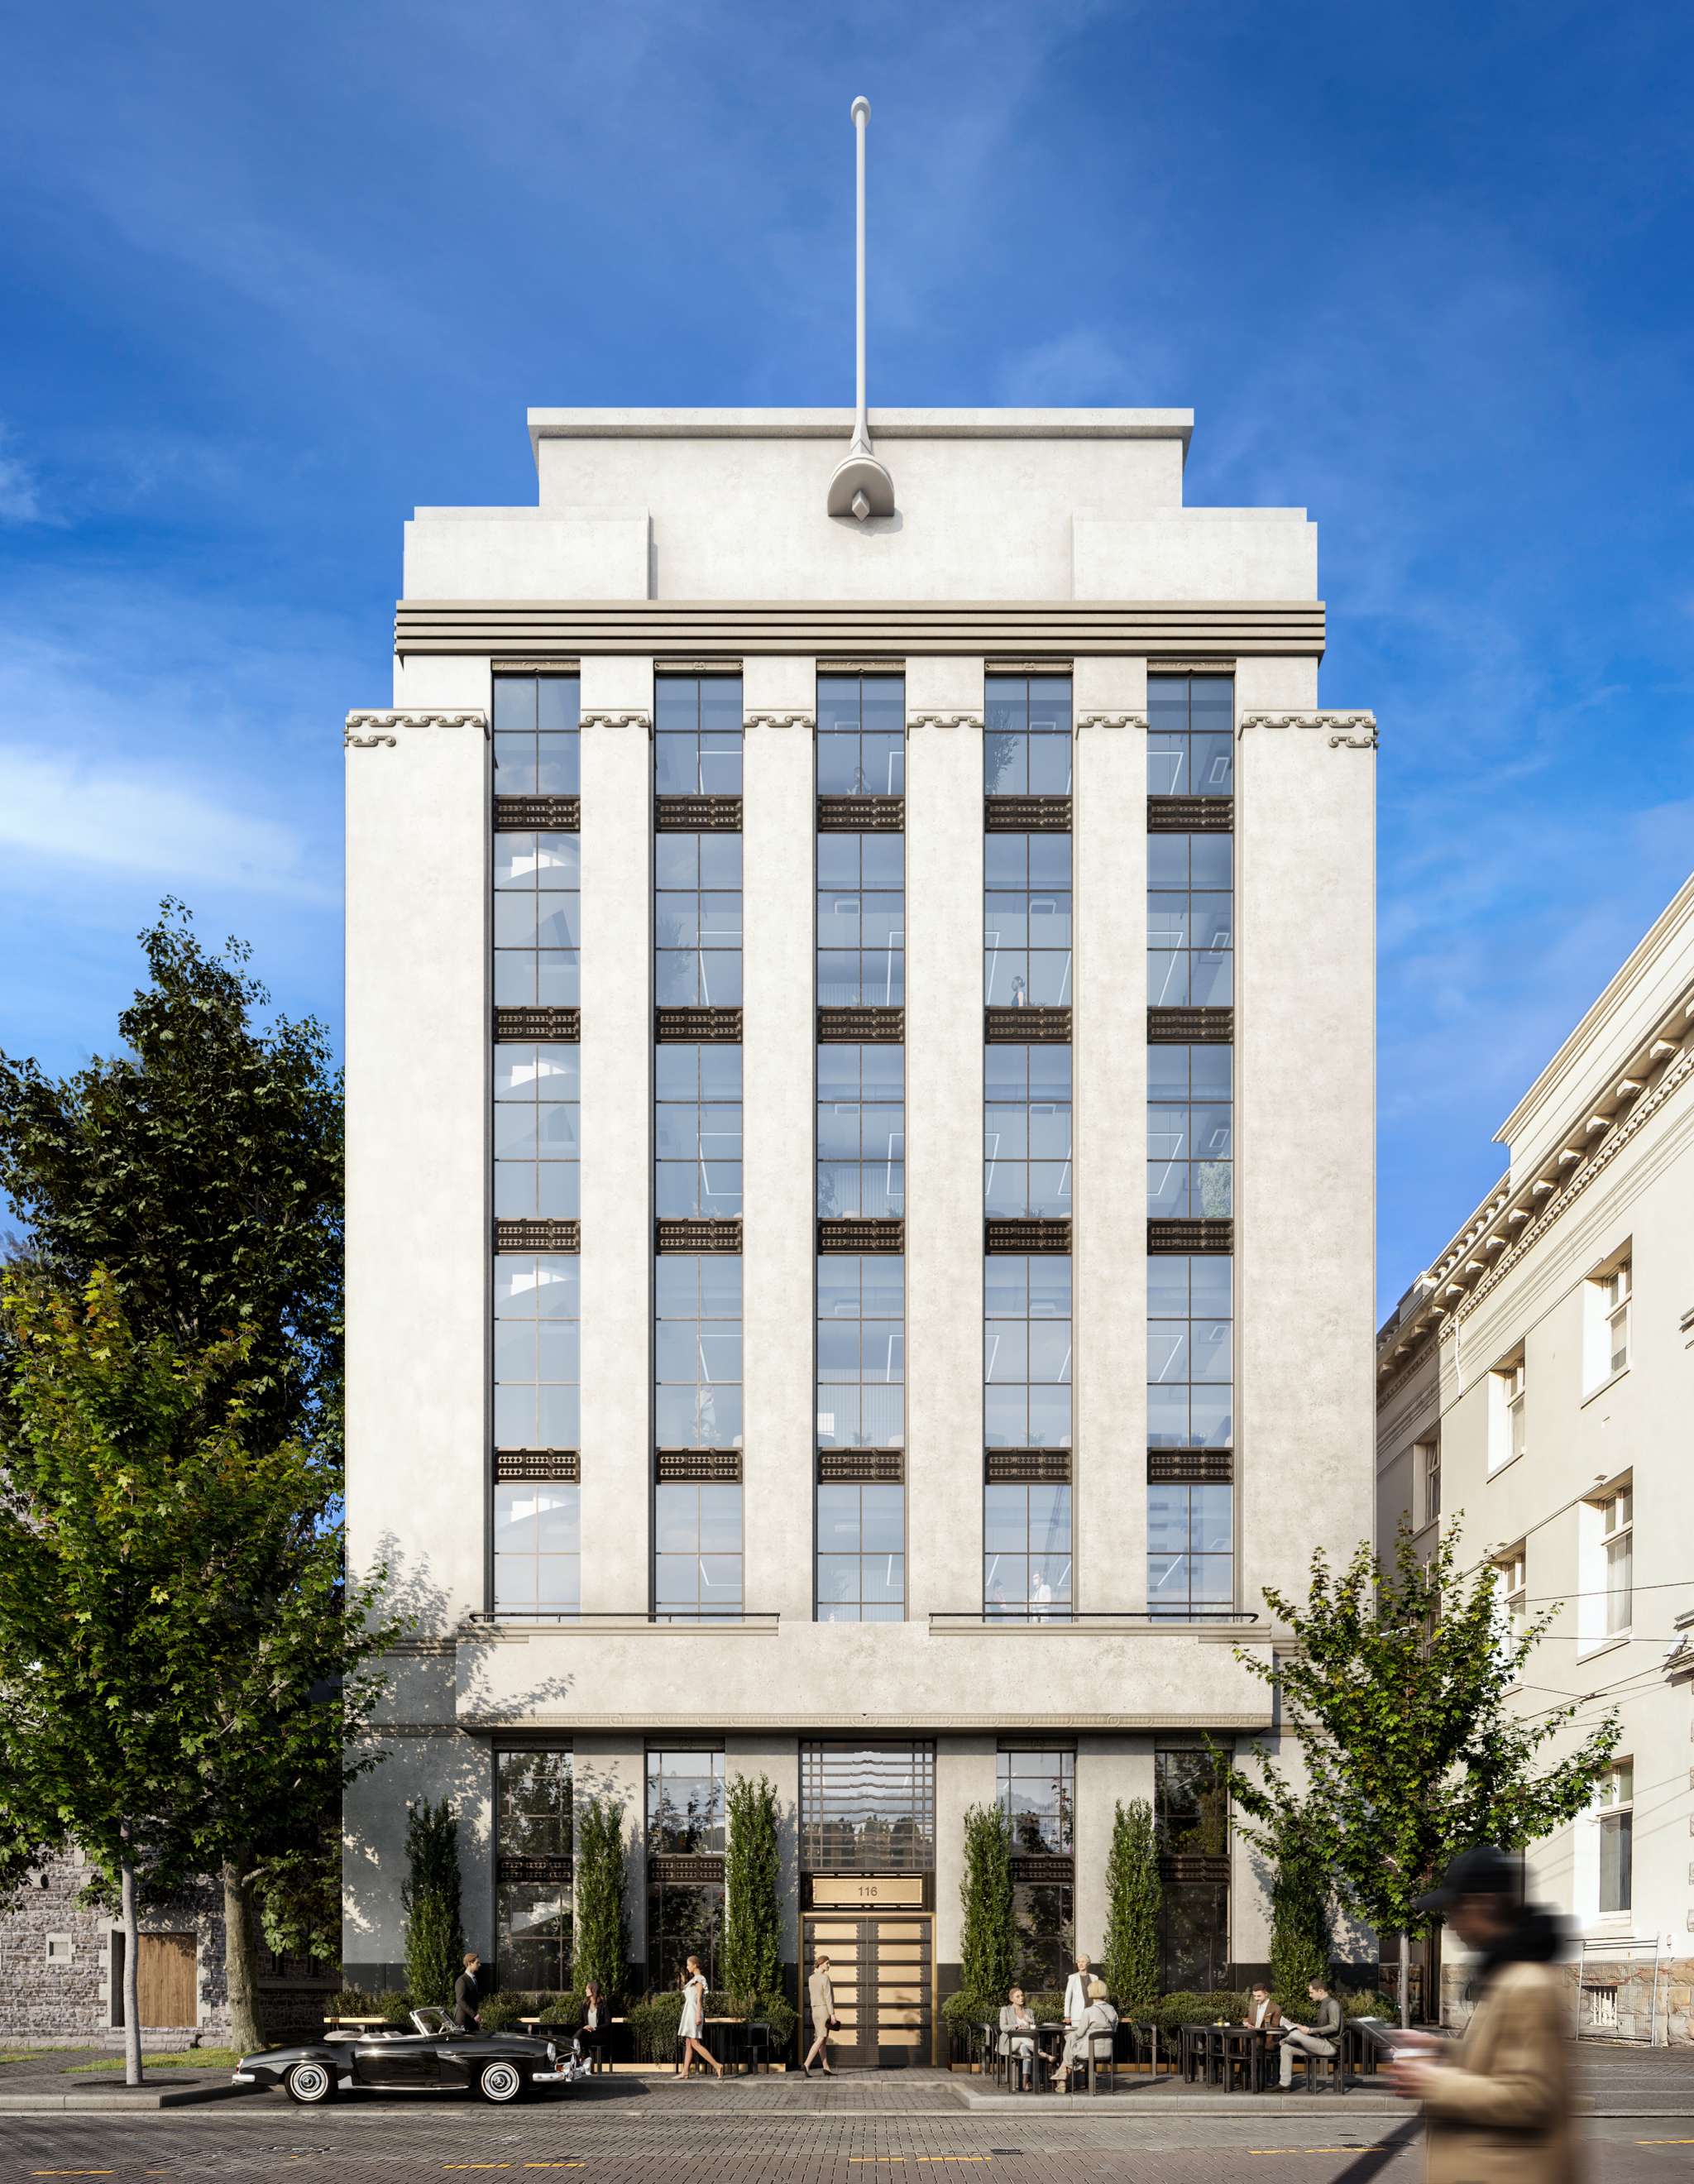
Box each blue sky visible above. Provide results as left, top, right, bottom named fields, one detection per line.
left=1, top=0, right=1689, bottom=1313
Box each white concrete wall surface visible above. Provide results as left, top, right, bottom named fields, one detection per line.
left=1072, top=1736, right=1155, bottom=1959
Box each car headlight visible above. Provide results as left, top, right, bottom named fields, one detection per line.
left=547, top=2043, right=557, bottom=2062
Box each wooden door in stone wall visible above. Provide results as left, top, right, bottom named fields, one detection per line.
left=136, top=1933, right=196, bottom=2027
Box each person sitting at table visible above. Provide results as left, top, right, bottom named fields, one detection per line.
left=1053, top=1976, right=1118, bottom=2087
left=998, top=1986, right=1038, bottom=2087
left=1276, top=1977, right=1342, bottom=2091
left=1242, top=1980, right=1282, bottom=2033
left=677, top=1955, right=724, bottom=2079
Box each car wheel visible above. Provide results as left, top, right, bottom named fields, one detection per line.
left=284, top=2060, right=336, bottom=2105
left=476, top=2059, right=525, bottom=2105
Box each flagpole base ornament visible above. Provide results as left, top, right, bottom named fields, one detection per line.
left=827, top=444, right=896, bottom=520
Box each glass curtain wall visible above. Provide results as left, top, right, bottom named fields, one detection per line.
left=495, top=1748, right=573, bottom=1990
left=646, top=1748, right=726, bottom=1988
left=492, top=672, right=581, bottom=1620
left=983, top=674, right=1074, bottom=1621
left=816, top=673, right=907, bottom=1621
left=1156, top=1746, right=1231, bottom=1990
left=654, top=676, right=744, bottom=1623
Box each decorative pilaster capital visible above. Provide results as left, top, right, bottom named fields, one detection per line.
left=580, top=711, right=652, bottom=734
left=744, top=711, right=816, bottom=732
left=1077, top=711, right=1150, bottom=733
left=344, top=708, right=488, bottom=749
left=1240, top=711, right=1377, bottom=749
left=907, top=712, right=983, bottom=732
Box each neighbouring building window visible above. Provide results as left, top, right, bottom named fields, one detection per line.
left=656, top=1043, right=742, bottom=1220
left=1156, top=1746, right=1230, bottom=1991
left=495, top=1042, right=580, bottom=1221
left=1419, top=1436, right=1441, bottom=1528
left=1579, top=1482, right=1634, bottom=1647
left=818, top=1046, right=904, bottom=1219
left=984, top=1254, right=1072, bottom=1448
left=1489, top=1352, right=1526, bottom=1473
left=816, top=1253, right=904, bottom=1450
left=984, top=1046, right=1072, bottom=1218
left=495, top=1479, right=581, bottom=1616
left=495, top=1748, right=572, bottom=1992
left=983, top=1483, right=1073, bottom=1621
left=1147, top=1044, right=1232, bottom=1219
left=1494, top=1545, right=1527, bottom=1675
left=817, top=1481, right=906, bottom=1621
left=654, top=1255, right=743, bottom=1449
left=647, top=1748, right=725, bottom=1989
left=494, top=1254, right=580, bottom=1450
left=984, top=831, right=1072, bottom=1007
left=1596, top=1760, right=1634, bottom=1915
left=653, top=1482, right=743, bottom=1622
left=1585, top=1255, right=1632, bottom=1390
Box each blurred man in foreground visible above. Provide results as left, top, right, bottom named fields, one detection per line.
left=1387, top=1845, right=1578, bottom=2184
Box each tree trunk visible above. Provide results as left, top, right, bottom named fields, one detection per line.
left=222, top=1861, right=266, bottom=2057
left=1400, top=1929, right=1411, bottom=2030
left=119, top=1853, right=142, bottom=2086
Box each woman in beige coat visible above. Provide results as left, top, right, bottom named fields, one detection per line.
left=802, top=1954, right=837, bottom=2076
left=1390, top=1847, right=1579, bottom=2184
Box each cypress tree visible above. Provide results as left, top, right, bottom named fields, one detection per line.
left=959, top=1803, right=1016, bottom=2007
left=1101, top=1798, right=1160, bottom=2012
left=574, top=1794, right=629, bottom=2000
left=722, top=1773, right=782, bottom=2005
left=401, top=1801, right=464, bottom=2006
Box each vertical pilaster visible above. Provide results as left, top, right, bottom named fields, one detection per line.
left=575, top=1737, right=649, bottom=1973
left=1073, top=1734, right=1155, bottom=1961
left=935, top=1736, right=997, bottom=1974
left=741, top=662, right=817, bottom=1622
left=904, top=661, right=986, bottom=1619
left=578, top=660, right=654, bottom=1612
left=1072, top=659, right=1149, bottom=1611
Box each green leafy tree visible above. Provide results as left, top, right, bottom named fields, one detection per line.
left=721, top=1773, right=782, bottom=2006
left=1266, top=1803, right=1332, bottom=1999
left=402, top=1800, right=465, bottom=2007
left=1101, top=1798, right=1160, bottom=2013
left=0, top=906, right=379, bottom=2054
left=959, top=1803, right=1016, bottom=2009
left=574, top=1795, right=629, bottom=2001
left=1226, top=1522, right=1620, bottom=2025
left=0, top=1273, right=390, bottom=2083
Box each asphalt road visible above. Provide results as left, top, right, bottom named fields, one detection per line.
left=2, top=2090, right=1688, bottom=2184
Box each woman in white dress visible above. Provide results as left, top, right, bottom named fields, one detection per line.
left=677, top=1954, right=724, bottom=2079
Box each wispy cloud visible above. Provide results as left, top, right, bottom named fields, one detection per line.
left=0, top=428, right=49, bottom=524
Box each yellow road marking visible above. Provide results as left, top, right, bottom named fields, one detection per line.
left=1638, top=2141, right=1694, bottom=2147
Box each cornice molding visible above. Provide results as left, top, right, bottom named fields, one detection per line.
left=744, top=711, right=816, bottom=732
left=455, top=1710, right=1271, bottom=1734
left=907, top=712, right=983, bottom=733
left=1241, top=711, right=1377, bottom=749
left=579, top=711, right=651, bottom=734
left=344, top=708, right=487, bottom=749
left=1078, top=712, right=1151, bottom=733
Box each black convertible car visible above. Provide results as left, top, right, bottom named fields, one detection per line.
left=234, top=2006, right=588, bottom=2104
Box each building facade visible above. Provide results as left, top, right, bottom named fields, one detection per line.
left=1377, top=877, right=1694, bottom=2043
left=343, top=405, right=1376, bottom=2058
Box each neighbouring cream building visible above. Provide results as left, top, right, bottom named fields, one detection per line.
left=342, top=402, right=1377, bottom=2060
left=1377, top=876, right=1694, bottom=2043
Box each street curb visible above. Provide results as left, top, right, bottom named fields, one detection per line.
left=0, top=2081, right=267, bottom=2112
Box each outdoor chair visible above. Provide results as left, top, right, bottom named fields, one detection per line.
left=1084, top=2028, right=1117, bottom=2095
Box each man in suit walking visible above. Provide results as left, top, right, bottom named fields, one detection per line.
left=453, top=1952, right=482, bottom=2031
left=1389, top=1845, right=1579, bottom=2184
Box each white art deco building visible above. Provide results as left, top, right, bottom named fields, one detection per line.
left=342, top=401, right=1376, bottom=2060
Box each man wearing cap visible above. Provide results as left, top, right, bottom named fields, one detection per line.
left=1388, top=1845, right=1578, bottom=2184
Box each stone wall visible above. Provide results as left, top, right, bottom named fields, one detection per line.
left=1442, top=1956, right=1694, bottom=2046
left=0, top=1850, right=334, bottom=2048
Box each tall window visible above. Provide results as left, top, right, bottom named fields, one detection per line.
left=1146, top=1479, right=1233, bottom=1616
left=1146, top=675, right=1233, bottom=797
left=1595, top=1760, right=1634, bottom=1915
left=1147, top=834, right=1232, bottom=1008
left=655, top=833, right=742, bottom=1006
left=1156, top=1746, right=1230, bottom=1991
left=984, top=674, right=1074, bottom=793
left=655, top=678, right=743, bottom=793
left=817, top=1254, right=904, bottom=1450
left=984, top=1046, right=1071, bottom=1217
left=647, top=1749, right=725, bottom=1988
left=495, top=1042, right=580, bottom=1221
left=494, top=1255, right=580, bottom=1451
left=1147, top=1045, right=1232, bottom=1219
left=984, top=833, right=1071, bottom=1007
left=495, top=833, right=581, bottom=1008
left=1147, top=1254, right=1232, bottom=1449
left=818, top=835, right=904, bottom=1004
left=1419, top=1436, right=1441, bottom=1528
left=1491, top=1352, right=1526, bottom=1473
left=495, top=1480, right=580, bottom=1617
left=817, top=1482, right=906, bottom=1621
left=654, top=1255, right=742, bottom=1450
left=984, top=1253, right=1072, bottom=1449
left=998, top=1747, right=1075, bottom=1989
left=984, top=1482, right=1072, bottom=1619
left=494, top=673, right=581, bottom=793
left=1586, top=1256, right=1632, bottom=1389
left=818, top=674, right=905, bottom=795
left=818, top=1046, right=904, bottom=1219
left=653, top=1483, right=743, bottom=1622
left=656, top=1045, right=742, bottom=1220
left=1603, top=1262, right=1632, bottom=1376
left=1602, top=1487, right=1633, bottom=1634
left=495, top=1748, right=572, bottom=1992
left=1494, top=1545, right=1527, bottom=1674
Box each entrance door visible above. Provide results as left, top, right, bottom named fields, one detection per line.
left=805, top=1911, right=932, bottom=2068
left=136, top=1934, right=196, bottom=2028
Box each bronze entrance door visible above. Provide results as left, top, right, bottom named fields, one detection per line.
left=804, top=1903, right=932, bottom=2068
